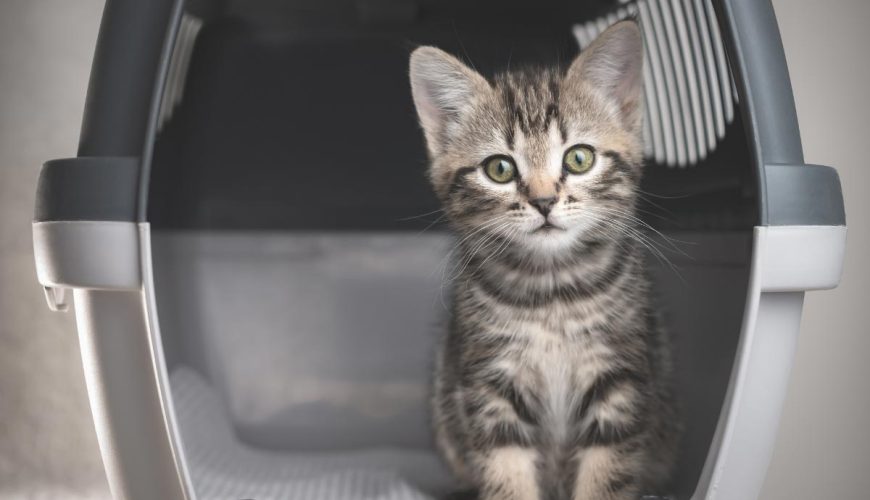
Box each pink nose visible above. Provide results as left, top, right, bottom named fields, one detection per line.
left=529, top=197, right=557, bottom=216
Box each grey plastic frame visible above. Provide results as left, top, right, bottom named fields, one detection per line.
left=30, top=1, right=846, bottom=500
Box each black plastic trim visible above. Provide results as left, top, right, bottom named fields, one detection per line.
left=765, top=164, right=846, bottom=226
left=714, top=0, right=845, bottom=227
left=139, top=0, right=185, bottom=222
left=78, top=0, right=176, bottom=158
left=35, top=157, right=140, bottom=222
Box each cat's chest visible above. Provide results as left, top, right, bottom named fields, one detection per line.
left=514, top=325, right=613, bottom=426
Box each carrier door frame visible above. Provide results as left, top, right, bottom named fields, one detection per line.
left=30, top=1, right=846, bottom=500
left=32, top=0, right=193, bottom=499
left=693, top=1, right=846, bottom=499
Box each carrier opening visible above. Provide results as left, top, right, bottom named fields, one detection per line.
left=147, top=0, right=756, bottom=498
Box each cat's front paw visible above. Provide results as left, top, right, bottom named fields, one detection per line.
left=477, top=447, right=541, bottom=500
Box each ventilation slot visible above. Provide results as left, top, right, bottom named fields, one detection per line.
left=574, top=0, right=737, bottom=168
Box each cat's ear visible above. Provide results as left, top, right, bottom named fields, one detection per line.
left=566, top=20, right=644, bottom=135
left=409, top=46, right=489, bottom=152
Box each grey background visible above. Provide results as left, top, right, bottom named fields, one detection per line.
left=0, top=0, right=867, bottom=498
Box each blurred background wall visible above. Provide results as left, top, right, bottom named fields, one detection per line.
left=0, top=0, right=866, bottom=499
left=0, top=1, right=110, bottom=499
left=760, top=1, right=870, bottom=498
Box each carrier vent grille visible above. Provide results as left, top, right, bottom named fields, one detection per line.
left=574, top=0, right=737, bottom=168
left=158, top=13, right=203, bottom=132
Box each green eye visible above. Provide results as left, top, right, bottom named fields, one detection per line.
left=482, top=155, right=517, bottom=184
left=563, top=144, right=596, bottom=174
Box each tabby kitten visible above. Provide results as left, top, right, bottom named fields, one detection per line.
left=408, top=21, right=679, bottom=500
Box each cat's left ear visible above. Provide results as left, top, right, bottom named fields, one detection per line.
left=566, top=20, right=644, bottom=136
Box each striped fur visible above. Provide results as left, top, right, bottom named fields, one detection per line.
left=410, top=21, right=679, bottom=500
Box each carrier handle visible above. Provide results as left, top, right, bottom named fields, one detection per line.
left=31, top=154, right=195, bottom=498
left=33, top=156, right=143, bottom=310
left=755, top=163, right=846, bottom=292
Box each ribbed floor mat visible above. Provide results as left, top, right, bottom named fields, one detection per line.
left=170, top=367, right=453, bottom=499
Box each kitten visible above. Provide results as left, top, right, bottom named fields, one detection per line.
left=409, top=21, right=679, bottom=500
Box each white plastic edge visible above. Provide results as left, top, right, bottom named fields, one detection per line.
left=139, top=223, right=197, bottom=499
left=33, top=220, right=142, bottom=291
left=34, top=220, right=193, bottom=500
left=758, top=225, right=847, bottom=292
left=693, top=224, right=846, bottom=500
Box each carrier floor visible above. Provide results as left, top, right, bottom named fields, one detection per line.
left=171, top=367, right=454, bottom=500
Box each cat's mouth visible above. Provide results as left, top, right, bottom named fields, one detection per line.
left=532, top=221, right=564, bottom=233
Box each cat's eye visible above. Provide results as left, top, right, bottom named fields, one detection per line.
left=563, top=145, right=596, bottom=174
left=482, top=155, right=517, bottom=184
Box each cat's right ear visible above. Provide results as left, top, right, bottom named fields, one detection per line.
left=409, top=47, right=489, bottom=154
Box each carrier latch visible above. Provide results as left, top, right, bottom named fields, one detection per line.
left=43, top=286, right=69, bottom=312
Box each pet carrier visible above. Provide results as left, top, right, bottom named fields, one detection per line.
left=32, top=0, right=845, bottom=499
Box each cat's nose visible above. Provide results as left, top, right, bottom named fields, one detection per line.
left=529, top=196, right=557, bottom=216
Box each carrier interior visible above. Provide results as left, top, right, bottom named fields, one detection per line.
left=148, top=0, right=758, bottom=498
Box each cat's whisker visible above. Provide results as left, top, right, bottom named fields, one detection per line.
left=631, top=205, right=680, bottom=226
left=397, top=207, right=444, bottom=222
left=435, top=217, right=514, bottom=305
left=474, top=226, right=519, bottom=274
left=431, top=215, right=511, bottom=279
left=446, top=221, right=513, bottom=283
left=594, top=215, right=673, bottom=265
left=585, top=209, right=687, bottom=284
left=590, top=206, right=695, bottom=257
left=633, top=190, right=680, bottom=219
left=635, top=187, right=693, bottom=200
left=585, top=205, right=686, bottom=250
left=415, top=212, right=448, bottom=236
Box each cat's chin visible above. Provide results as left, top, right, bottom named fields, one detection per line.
left=520, top=226, right=582, bottom=256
